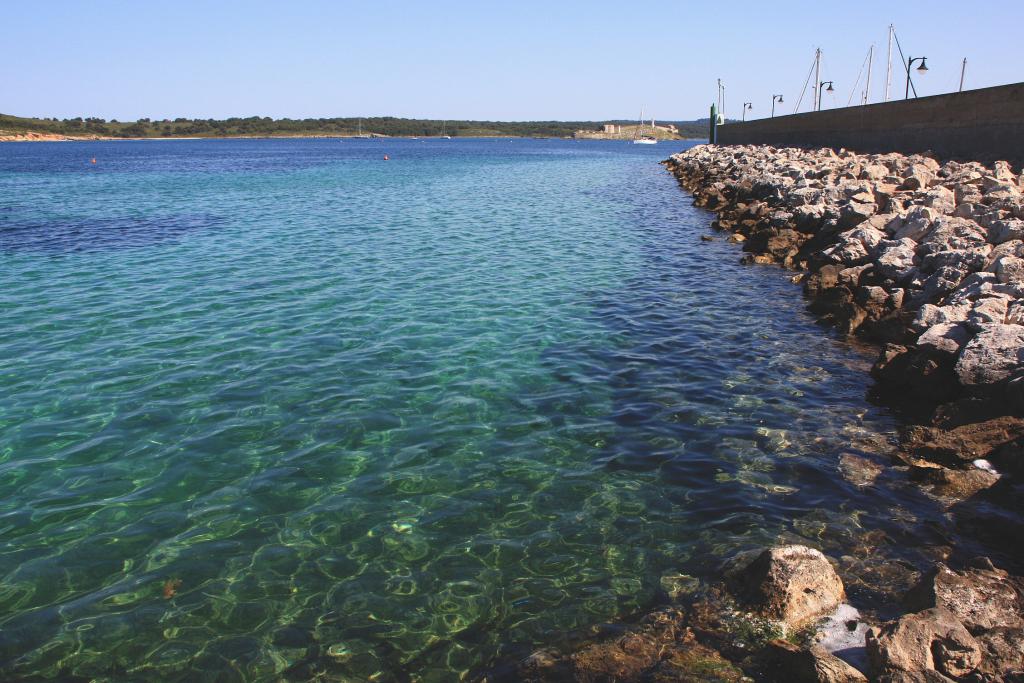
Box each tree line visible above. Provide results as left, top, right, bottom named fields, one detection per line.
left=1, top=113, right=709, bottom=139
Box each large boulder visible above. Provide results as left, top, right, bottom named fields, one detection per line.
left=916, top=322, right=971, bottom=356
left=904, top=560, right=1024, bottom=634
left=866, top=608, right=982, bottom=682
left=954, top=323, right=1024, bottom=386
left=726, top=545, right=845, bottom=628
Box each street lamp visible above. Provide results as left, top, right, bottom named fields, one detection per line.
left=742, top=102, right=752, bottom=122
left=905, top=56, right=928, bottom=99
left=817, top=81, right=834, bottom=111
left=771, top=94, right=784, bottom=118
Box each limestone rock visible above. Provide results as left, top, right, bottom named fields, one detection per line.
left=954, top=323, right=1024, bottom=386
left=967, top=297, right=1009, bottom=330
left=994, top=254, right=1024, bottom=284
left=916, top=322, right=971, bottom=356
left=975, top=626, right=1024, bottom=679
left=875, top=239, right=919, bottom=281
left=866, top=608, right=982, bottom=681
left=988, top=218, right=1024, bottom=245
left=904, top=561, right=1024, bottom=633
left=726, top=545, right=845, bottom=628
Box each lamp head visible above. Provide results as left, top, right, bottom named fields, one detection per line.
left=917, top=58, right=929, bottom=73
left=826, top=82, right=834, bottom=93
left=777, top=95, right=784, bottom=103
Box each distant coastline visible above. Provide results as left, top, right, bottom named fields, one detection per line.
left=0, top=132, right=707, bottom=143
left=0, top=112, right=708, bottom=143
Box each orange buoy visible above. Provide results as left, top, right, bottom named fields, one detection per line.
left=383, top=155, right=389, bottom=161
left=90, top=157, right=96, bottom=164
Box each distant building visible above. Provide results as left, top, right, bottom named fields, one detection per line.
left=603, top=124, right=621, bottom=134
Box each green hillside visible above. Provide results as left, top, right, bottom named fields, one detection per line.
left=0, top=113, right=709, bottom=140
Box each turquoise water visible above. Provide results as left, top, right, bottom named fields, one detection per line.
left=0, top=139, right=950, bottom=681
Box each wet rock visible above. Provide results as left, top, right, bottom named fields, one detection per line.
left=725, top=545, right=845, bottom=629
left=901, top=416, right=1024, bottom=465
left=839, top=453, right=884, bottom=488
left=766, top=640, right=867, bottom=683
left=866, top=607, right=982, bottom=681
left=906, top=460, right=1000, bottom=498
left=516, top=607, right=747, bottom=683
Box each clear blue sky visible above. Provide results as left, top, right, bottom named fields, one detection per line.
left=2, top=0, right=1020, bottom=122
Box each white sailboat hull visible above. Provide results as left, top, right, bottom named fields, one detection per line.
left=632, top=138, right=657, bottom=145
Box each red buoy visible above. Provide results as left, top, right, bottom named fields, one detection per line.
left=90, top=157, right=96, bottom=164
left=384, top=155, right=389, bottom=161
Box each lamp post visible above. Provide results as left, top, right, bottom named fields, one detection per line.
left=717, top=79, right=726, bottom=120
left=817, top=81, right=834, bottom=111
left=771, top=94, right=784, bottom=118
left=905, top=56, right=928, bottom=99
left=742, top=102, right=752, bottom=122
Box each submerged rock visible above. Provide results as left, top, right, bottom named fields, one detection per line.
left=513, top=607, right=746, bottom=683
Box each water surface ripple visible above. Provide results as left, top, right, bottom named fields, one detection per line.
left=0, top=139, right=951, bottom=681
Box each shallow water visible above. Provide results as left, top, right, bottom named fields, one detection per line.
left=0, top=138, right=963, bottom=681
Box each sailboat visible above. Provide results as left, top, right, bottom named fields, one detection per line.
left=440, top=121, right=451, bottom=139
left=632, top=108, right=658, bottom=145
left=354, top=118, right=371, bottom=139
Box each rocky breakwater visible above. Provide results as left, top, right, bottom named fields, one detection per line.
left=664, top=145, right=1024, bottom=531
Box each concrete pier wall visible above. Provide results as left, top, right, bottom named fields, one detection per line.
left=716, top=82, right=1024, bottom=165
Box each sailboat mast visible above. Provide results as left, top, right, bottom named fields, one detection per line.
left=864, top=44, right=874, bottom=105
left=884, top=25, right=893, bottom=102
